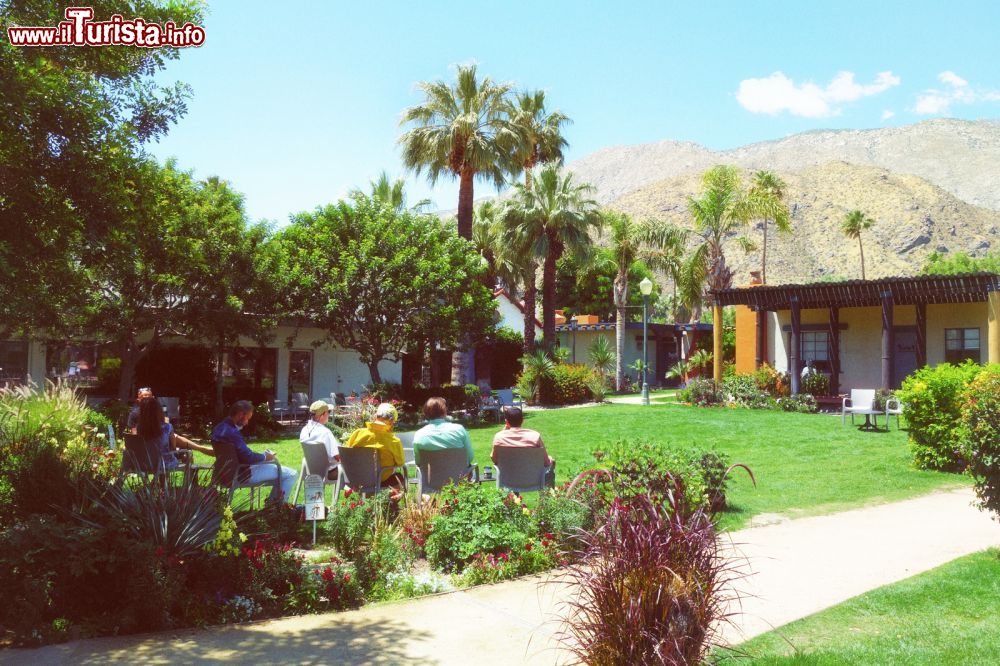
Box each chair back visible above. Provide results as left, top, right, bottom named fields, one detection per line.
left=494, top=446, right=547, bottom=493
left=210, top=439, right=247, bottom=486
left=403, top=447, right=416, bottom=465
left=159, top=397, right=180, bottom=421
left=107, top=424, right=117, bottom=450
left=496, top=389, right=516, bottom=407
left=417, top=448, right=471, bottom=493
left=122, top=433, right=160, bottom=474
left=292, top=392, right=310, bottom=408
left=850, top=389, right=876, bottom=410
left=397, top=431, right=415, bottom=448
left=301, top=441, right=331, bottom=476
left=338, top=447, right=382, bottom=492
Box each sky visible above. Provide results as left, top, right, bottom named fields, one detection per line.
left=147, top=0, right=1000, bottom=225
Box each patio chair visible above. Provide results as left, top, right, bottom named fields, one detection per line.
left=107, top=424, right=117, bottom=450
left=416, top=448, right=478, bottom=502
left=334, top=446, right=407, bottom=501
left=159, top=397, right=180, bottom=422
left=122, top=433, right=190, bottom=484
left=495, top=389, right=524, bottom=412
left=885, top=397, right=904, bottom=430
left=841, top=389, right=881, bottom=430
left=290, top=392, right=310, bottom=420
left=210, top=439, right=281, bottom=509
left=270, top=399, right=289, bottom=422
left=291, top=441, right=338, bottom=508
left=493, top=446, right=549, bottom=494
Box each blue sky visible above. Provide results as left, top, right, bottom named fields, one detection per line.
left=149, top=0, right=1000, bottom=224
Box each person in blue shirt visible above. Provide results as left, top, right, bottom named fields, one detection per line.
left=412, top=397, right=474, bottom=467
left=211, top=400, right=297, bottom=503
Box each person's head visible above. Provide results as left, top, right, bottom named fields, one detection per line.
left=503, top=406, right=524, bottom=428
left=310, top=400, right=331, bottom=423
left=137, top=396, right=165, bottom=439
left=423, top=397, right=447, bottom=421
left=136, top=386, right=153, bottom=402
left=374, top=402, right=398, bottom=426
left=229, top=400, right=255, bottom=428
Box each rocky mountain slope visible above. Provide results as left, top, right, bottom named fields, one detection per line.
left=567, top=119, right=1000, bottom=282
left=609, top=162, right=1000, bottom=284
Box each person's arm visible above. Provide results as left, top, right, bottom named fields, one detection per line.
left=390, top=437, right=405, bottom=467
left=171, top=431, right=214, bottom=456
left=536, top=433, right=554, bottom=467
left=490, top=434, right=499, bottom=465
left=229, top=426, right=265, bottom=465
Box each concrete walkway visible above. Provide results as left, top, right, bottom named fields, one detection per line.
left=8, top=488, right=1000, bottom=665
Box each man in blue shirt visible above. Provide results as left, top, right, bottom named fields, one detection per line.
left=212, top=400, right=296, bottom=503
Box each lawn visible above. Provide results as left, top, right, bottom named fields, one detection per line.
left=723, top=549, right=1000, bottom=665
left=223, top=402, right=966, bottom=531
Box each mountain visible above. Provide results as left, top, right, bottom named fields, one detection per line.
left=568, top=118, right=1000, bottom=212
left=609, top=162, right=1000, bottom=284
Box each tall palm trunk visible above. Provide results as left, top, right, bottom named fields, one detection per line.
left=858, top=236, right=866, bottom=279
left=541, top=232, right=563, bottom=350
left=761, top=218, right=768, bottom=284
left=613, top=269, right=628, bottom=391
left=452, top=168, right=476, bottom=384
left=522, top=265, right=537, bottom=354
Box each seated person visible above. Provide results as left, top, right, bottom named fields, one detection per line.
left=211, top=400, right=297, bottom=503
left=344, top=402, right=405, bottom=499
left=413, top=397, right=474, bottom=469
left=128, top=387, right=154, bottom=434
left=136, top=395, right=213, bottom=469
left=491, top=406, right=555, bottom=487
left=300, top=400, right=341, bottom=480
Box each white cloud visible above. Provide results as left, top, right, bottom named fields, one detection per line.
left=737, top=70, right=900, bottom=118
left=914, top=71, right=997, bottom=114
left=881, top=109, right=895, bottom=120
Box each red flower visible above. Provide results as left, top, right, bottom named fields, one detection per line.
left=344, top=488, right=353, bottom=498
left=524, top=542, right=533, bottom=551
left=321, top=566, right=335, bottom=582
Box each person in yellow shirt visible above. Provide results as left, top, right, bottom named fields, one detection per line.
left=344, top=402, right=406, bottom=499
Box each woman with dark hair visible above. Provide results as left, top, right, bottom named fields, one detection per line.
left=136, top=396, right=212, bottom=469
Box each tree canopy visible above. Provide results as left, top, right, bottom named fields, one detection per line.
left=921, top=251, right=1000, bottom=276
left=278, top=195, right=497, bottom=384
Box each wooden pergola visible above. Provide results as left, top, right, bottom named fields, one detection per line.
left=712, top=273, right=1000, bottom=394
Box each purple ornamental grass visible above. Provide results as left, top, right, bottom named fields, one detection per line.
left=558, top=476, right=738, bottom=665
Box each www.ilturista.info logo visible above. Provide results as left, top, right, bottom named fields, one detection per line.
left=6, top=7, right=205, bottom=48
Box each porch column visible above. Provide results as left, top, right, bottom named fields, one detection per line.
left=881, top=290, right=894, bottom=390
left=989, top=291, right=1000, bottom=364
left=755, top=309, right=767, bottom=369
left=713, top=303, right=723, bottom=383
left=828, top=306, right=840, bottom=395
left=915, top=302, right=927, bottom=368
left=790, top=296, right=801, bottom=395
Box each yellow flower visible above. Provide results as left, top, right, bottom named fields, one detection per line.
left=522, top=507, right=530, bottom=516
left=239, top=533, right=248, bottom=543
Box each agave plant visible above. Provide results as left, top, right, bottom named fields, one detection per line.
left=518, top=350, right=556, bottom=404
left=588, top=335, right=615, bottom=381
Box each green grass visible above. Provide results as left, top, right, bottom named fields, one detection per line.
left=220, top=402, right=965, bottom=531
left=724, top=549, right=1000, bottom=665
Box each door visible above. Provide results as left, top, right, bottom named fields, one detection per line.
left=892, top=327, right=918, bottom=389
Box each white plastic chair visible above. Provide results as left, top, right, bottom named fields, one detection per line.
left=334, top=447, right=407, bottom=500
left=885, top=397, right=904, bottom=429
left=416, top=448, right=478, bottom=501
left=493, top=446, right=549, bottom=494
left=292, top=441, right=338, bottom=508
left=842, top=389, right=880, bottom=429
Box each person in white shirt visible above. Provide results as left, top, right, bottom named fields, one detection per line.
left=300, top=400, right=341, bottom=479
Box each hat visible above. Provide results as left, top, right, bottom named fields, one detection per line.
left=374, top=402, right=398, bottom=422
left=309, top=400, right=331, bottom=415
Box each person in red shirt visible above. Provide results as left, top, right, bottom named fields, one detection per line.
left=491, top=406, right=555, bottom=487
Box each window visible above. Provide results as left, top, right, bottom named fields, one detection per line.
left=945, top=328, right=980, bottom=364
left=0, top=341, right=29, bottom=384
left=288, top=350, right=313, bottom=400
left=800, top=331, right=829, bottom=364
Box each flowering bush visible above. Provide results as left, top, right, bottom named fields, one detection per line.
left=775, top=393, right=818, bottom=413
left=539, top=364, right=596, bottom=405
left=801, top=370, right=831, bottom=397
left=326, top=490, right=395, bottom=557
left=677, top=378, right=723, bottom=406
left=960, top=364, right=1000, bottom=518
left=753, top=363, right=790, bottom=397
left=459, top=537, right=559, bottom=586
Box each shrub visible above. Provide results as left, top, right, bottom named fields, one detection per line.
left=540, top=363, right=594, bottom=405
left=353, top=523, right=413, bottom=599
left=326, top=490, right=395, bottom=558
left=801, top=371, right=830, bottom=397
left=960, top=365, right=1000, bottom=518
left=678, top=378, right=722, bottom=406
left=459, top=538, right=558, bottom=586
left=558, top=485, right=733, bottom=665
left=425, top=482, right=534, bottom=572
left=897, top=361, right=981, bottom=471
left=775, top=393, right=818, bottom=413
left=598, top=440, right=711, bottom=513
left=753, top=363, right=790, bottom=397
left=721, top=374, right=764, bottom=406
left=533, top=489, right=594, bottom=553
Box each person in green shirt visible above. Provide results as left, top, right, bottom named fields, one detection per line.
left=412, top=397, right=474, bottom=467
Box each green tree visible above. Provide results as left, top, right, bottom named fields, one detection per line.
left=921, top=250, right=1000, bottom=275
left=350, top=170, right=430, bottom=213
left=503, top=164, right=602, bottom=348
left=278, top=196, right=497, bottom=384
left=841, top=209, right=876, bottom=279
left=598, top=212, right=686, bottom=391
left=0, top=1, right=204, bottom=335
left=747, top=171, right=791, bottom=284
left=398, top=64, right=516, bottom=240
left=508, top=89, right=570, bottom=188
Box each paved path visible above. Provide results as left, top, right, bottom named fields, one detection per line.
left=8, top=488, right=1000, bottom=665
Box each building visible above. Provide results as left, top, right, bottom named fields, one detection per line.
left=555, top=317, right=714, bottom=387
left=716, top=273, right=1000, bottom=394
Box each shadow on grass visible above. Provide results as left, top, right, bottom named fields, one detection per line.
left=11, top=614, right=435, bottom=665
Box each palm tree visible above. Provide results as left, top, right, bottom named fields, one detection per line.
left=490, top=215, right=541, bottom=354
left=351, top=171, right=430, bottom=213
left=688, top=165, right=750, bottom=382
left=508, top=90, right=571, bottom=189
left=503, top=163, right=602, bottom=348
left=398, top=64, right=517, bottom=240
left=599, top=211, right=687, bottom=391
left=747, top=171, right=791, bottom=284
left=841, top=209, right=876, bottom=279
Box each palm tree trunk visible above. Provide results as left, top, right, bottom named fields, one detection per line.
left=761, top=218, right=768, bottom=284
left=541, top=232, right=562, bottom=350
left=522, top=266, right=537, bottom=354
left=858, top=236, right=866, bottom=280
left=613, top=270, right=628, bottom=391
left=457, top=169, right=475, bottom=240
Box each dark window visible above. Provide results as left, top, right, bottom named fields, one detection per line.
left=288, top=350, right=313, bottom=400
left=945, top=328, right=980, bottom=364
left=0, top=341, right=29, bottom=384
